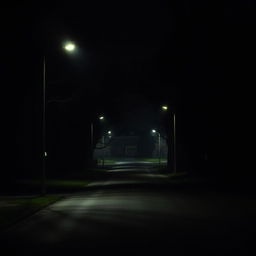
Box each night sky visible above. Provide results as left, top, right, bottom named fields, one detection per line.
left=1, top=1, right=255, bottom=177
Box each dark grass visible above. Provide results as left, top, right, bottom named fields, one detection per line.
left=0, top=168, right=110, bottom=195
left=0, top=195, right=63, bottom=230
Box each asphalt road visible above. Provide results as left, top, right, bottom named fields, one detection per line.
left=1, top=167, right=256, bottom=256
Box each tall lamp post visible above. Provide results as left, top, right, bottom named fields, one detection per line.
left=152, top=129, right=161, bottom=166
left=162, top=105, right=176, bottom=173
left=90, top=115, right=104, bottom=166
left=42, top=42, right=76, bottom=195
left=102, top=130, right=112, bottom=167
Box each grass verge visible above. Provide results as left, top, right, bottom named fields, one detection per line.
left=97, top=159, right=118, bottom=165
left=18, top=179, right=91, bottom=188
left=14, top=179, right=92, bottom=194
left=0, top=195, right=63, bottom=230
left=138, top=158, right=167, bottom=162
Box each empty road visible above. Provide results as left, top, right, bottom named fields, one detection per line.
left=1, top=167, right=256, bottom=256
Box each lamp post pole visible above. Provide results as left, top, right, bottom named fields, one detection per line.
left=42, top=56, right=46, bottom=196
left=173, top=113, right=176, bottom=173
left=102, top=135, right=105, bottom=168
left=41, top=42, right=76, bottom=196
left=158, top=132, right=161, bottom=166
left=152, top=130, right=161, bottom=166
left=161, top=105, right=177, bottom=173
left=91, top=122, right=94, bottom=165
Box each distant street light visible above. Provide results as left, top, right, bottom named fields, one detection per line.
left=42, top=41, right=76, bottom=195
left=161, top=105, right=176, bottom=173
left=151, top=129, right=161, bottom=166
left=64, top=42, right=76, bottom=52
left=99, top=116, right=104, bottom=120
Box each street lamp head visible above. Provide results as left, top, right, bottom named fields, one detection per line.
left=152, top=129, right=156, bottom=133
left=108, top=130, right=112, bottom=135
left=64, top=42, right=76, bottom=52
left=99, top=116, right=104, bottom=120
left=161, top=105, right=168, bottom=111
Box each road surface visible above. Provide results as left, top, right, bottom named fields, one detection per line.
left=1, top=167, right=256, bottom=256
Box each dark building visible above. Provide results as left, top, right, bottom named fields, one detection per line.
left=111, top=136, right=139, bottom=158
left=94, top=135, right=167, bottom=159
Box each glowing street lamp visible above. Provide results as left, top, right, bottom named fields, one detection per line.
left=63, top=42, right=76, bottom=52
left=99, top=116, right=104, bottom=120
left=162, top=105, right=168, bottom=111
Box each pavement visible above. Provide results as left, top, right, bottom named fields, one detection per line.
left=1, top=167, right=256, bottom=256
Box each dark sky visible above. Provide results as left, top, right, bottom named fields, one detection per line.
left=1, top=1, right=255, bottom=172
left=2, top=1, right=176, bottom=126
left=2, top=1, right=255, bottom=117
